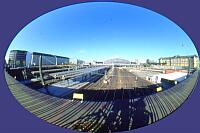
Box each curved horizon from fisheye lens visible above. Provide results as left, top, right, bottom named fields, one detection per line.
left=4, top=2, right=199, bottom=133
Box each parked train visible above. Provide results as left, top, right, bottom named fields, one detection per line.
left=8, top=50, right=69, bottom=68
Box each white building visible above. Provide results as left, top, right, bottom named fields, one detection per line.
left=150, top=72, right=188, bottom=83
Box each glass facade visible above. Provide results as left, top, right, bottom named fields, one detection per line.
left=56, top=56, right=69, bottom=65
left=8, top=50, right=27, bottom=68
left=8, top=50, right=70, bottom=67
left=31, top=52, right=56, bottom=66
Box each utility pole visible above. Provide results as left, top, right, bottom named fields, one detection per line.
left=39, top=55, right=45, bottom=86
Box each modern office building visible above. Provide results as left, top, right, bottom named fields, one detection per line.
left=69, top=58, right=85, bottom=66
left=8, top=50, right=27, bottom=68
left=31, top=52, right=57, bottom=66
left=31, top=52, right=69, bottom=66
left=8, top=50, right=70, bottom=68
left=56, top=56, right=70, bottom=65
left=159, top=55, right=199, bottom=69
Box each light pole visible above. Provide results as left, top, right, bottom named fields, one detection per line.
left=188, top=57, right=191, bottom=74
left=39, top=55, right=45, bottom=86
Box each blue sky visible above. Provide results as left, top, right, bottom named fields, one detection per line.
left=5, top=2, right=198, bottom=63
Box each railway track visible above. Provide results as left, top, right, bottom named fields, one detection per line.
left=5, top=70, right=199, bottom=133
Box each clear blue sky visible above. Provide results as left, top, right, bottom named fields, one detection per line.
left=5, top=2, right=198, bottom=63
